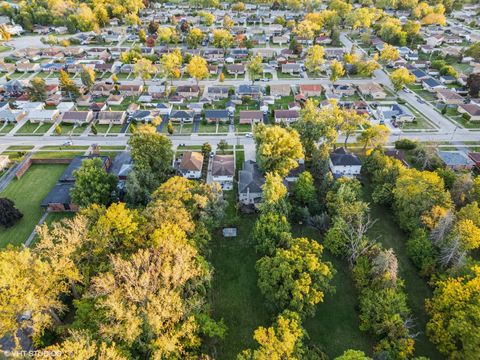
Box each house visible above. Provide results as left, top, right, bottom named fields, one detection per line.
left=204, top=109, right=230, bottom=123
left=91, top=83, right=115, bottom=96
left=299, top=84, right=323, bottom=97
left=205, top=85, right=230, bottom=99
left=106, top=94, right=124, bottom=106
left=437, top=151, right=474, bottom=170
left=27, top=109, right=60, bottom=123
left=90, top=102, right=107, bottom=112
left=377, top=104, right=415, bottom=123
left=0, top=109, right=26, bottom=123
left=108, top=151, right=133, bottom=181
left=76, top=95, right=92, bottom=107
left=96, top=111, right=126, bottom=125
left=178, top=151, right=203, bottom=179
left=226, top=64, right=246, bottom=75
left=315, top=35, right=332, bottom=45
left=131, top=110, right=155, bottom=122
left=440, top=75, right=456, bottom=85
left=274, top=109, right=299, bottom=123
left=332, top=84, right=355, bottom=96
left=329, top=147, right=362, bottom=178
left=61, top=111, right=94, bottom=124
left=16, top=62, right=40, bottom=73
left=458, top=104, right=480, bottom=121
left=170, top=109, right=195, bottom=123
left=212, top=155, right=235, bottom=185
left=412, top=69, right=429, bottom=82
left=118, top=84, right=143, bottom=96
left=0, top=155, right=9, bottom=171
left=272, top=35, right=289, bottom=45
left=156, top=103, right=173, bottom=115
left=237, top=85, right=261, bottom=98
left=281, top=63, right=302, bottom=75
left=239, top=110, right=263, bottom=124
left=238, top=160, right=265, bottom=205
left=468, top=152, right=480, bottom=169
left=422, top=77, right=446, bottom=92
left=357, top=82, right=387, bottom=99
left=41, top=156, right=111, bottom=212
left=436, top=89, right=464, bottom=105
left=177, top=85, right=200, bottom=98
left=269, top=84, right=291, bottom=97
left=56, top=102, right=75, bottom=113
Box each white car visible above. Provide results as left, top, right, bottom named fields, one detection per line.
left=245, top=132, right=253, bottom=138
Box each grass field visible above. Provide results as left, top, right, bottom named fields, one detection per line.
left=363, top=183, right=443, bottom=359
left=0, top=164, right=67, bottom=247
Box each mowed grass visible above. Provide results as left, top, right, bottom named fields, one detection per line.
left=363, top=183, right=443, bottom=360
left=293, top=226, right=375, bottom=358
left=0, top=164, right=67, bottom=247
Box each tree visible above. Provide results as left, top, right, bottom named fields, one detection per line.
left=232, top=2, right=245, bottom=12
left=262, top=172, right=287, bottom=206
left=237, top=312, right=306, bottom=360
left=212, top=29, right=233, bottom=50
left=55, top=125, right=62, bottom=135
left=0, top=198, right=23, bottom=228
left=0, top=24, right=11, bottom=41
left=126, top=125, right=174, bottom=205
left=305, top=45, right=325, bottom=76
left=356, top=59, right=380, bottom=77
left=219, top=72, right=225, bottom=82
left=156, top=26, right=175, bottom=45
left=27, top=76, right=47, bottom=101
left=59, top=69, right=79, bottom=99
left=426, top=266, right=480, bottom=359
left=80, top=65, right=95, bottom=90
left=393, top=168, right=453, bottom=232
left=292, top=171, right=317, bottom=209
left=201, top=142, right=212, bottom=158
left=256, top=236, right=335, bottom=316
left=138, top=28, right=146, bottom=43
left=335, top=349, right=372, bottom=360
left=466, top=73, right=480, bottom=98
left=70, top=158, right=118, bottom=208
left=160, top=49, right=182, bottom=85
left=133, top=57, right=156, bottom=85
left=253, top=212, right=291, bottom=256
left=380, top=44, right=400, bottom=63
left=0, top=248, right=70, bottom=343
left=186, top=27, right=205, bottom=48
left=198, top=11, right=215, bottom=26
left=223, top=14, right=234, bottom=30
left=357, top=124, right=390, bottom=151
left=167, top=121, right=174, bottom=135
left=246, top=54, right=263, bottom=84
left=329, top=59, right=345, bottom=83
left=186, top=55, right=209, bottom=85
left=254, top=124, right=304, bottom=177
left=390, top=67, right=415, bottom=91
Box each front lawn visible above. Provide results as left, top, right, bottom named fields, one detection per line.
left=0, top=164, right=67, bottom=247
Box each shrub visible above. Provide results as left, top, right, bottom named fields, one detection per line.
left=462, top=113, right=471, bottom=121
left=394, top=138, right=417, bottom=150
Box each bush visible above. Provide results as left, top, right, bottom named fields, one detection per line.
left=462, top=113, right=471, bottom=121
left=406, top=229, right=438, bottom=277
left=0, top=198, right=23, bottom=228
left=394, top=138, right=418, bottom=150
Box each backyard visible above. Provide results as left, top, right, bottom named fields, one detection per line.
left=0, top=164, right=67, bottom=247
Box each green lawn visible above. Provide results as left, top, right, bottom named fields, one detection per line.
left=0, top=164, right=67, bottom=247
left=363, top=183, right=443, bottom=359
left=293, top=226, right=375, bottom=358
left=31, top=151, right=85, bottom=159
left=0, top=123, right=15, bottom=134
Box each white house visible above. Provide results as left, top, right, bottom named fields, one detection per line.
left=329, top=147, right=362, bottom=178
left=27, top=109, right=60, bottom=123
left=178, top=151, right=203, bottom=179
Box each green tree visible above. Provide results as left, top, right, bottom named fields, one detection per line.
left=0, top=198, right=23, bottom=228
left=70, top=158, right=118, bottom=208
left=246, top=54, right=264, bottom=84
left=27, top=76, right=47, bottom=101
left=329, top=59, right=345, bottom=83
left=305, top=45, right=325, bottom=76
left=357, top=124, right=390, bottom=151
left=390, top=67, right=415, bottom=91
left=80, top=65, right=96, bottom=90
left=59, top=69, right=79, bottom=99
left=335, top=349, right=372, bottom=360
left=253, top=212, right=291, bottom=256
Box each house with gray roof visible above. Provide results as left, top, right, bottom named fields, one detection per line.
left=238, top=160, right=265, bottom=205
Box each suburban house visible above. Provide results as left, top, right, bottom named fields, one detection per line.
left=357, top=82, right=387, bottom=99
left=437, top=151, right=475, bottom=170
left=436, top=89, right=464, bottom=105
left=118, top=84, right=144, bottom=96
left=412, top=69, right=429, bottom=82
left=332, top=84, right=355, bottom=96
left=226, top=64, right=246, bottom=75
left=205, top=85, right=230, bottom=99
left=212, top=155, right=235, bottom=185
left=458, top=104, right=480, bottom=121
left=177, top=85, right=200, bottom=98
left=204, top=109, right=230, bottom=123
left=239, top=110, right=263, bottom=124
left=41, top=156, right=111, bottom=212
left=178, top=151, right=203, bottom=179
left=156, top=103, right=173, bottom=115
left=281, top=63, right=302, bottom=75
left=170, top=109, right=195, bottom=123
left=422, top=77, right=446, bottom=92
left=237, top=85, right=261, bottom=98
left=238, top=160, right=265, bottom=206
left=96, top=111, right=127, bottom=125
left=377, top=104, right=415, bottom=123
left=106, top=94, right=124, bottom=106
left=131, top=110, right=155, bottom=122
left=269, top=84, right=291, bottom=97
left=27, top=109, right=60, bottom=123
left=274, top=109, right=299, bottom=123
left=299, top=84, right=323, bottom=97
left=329, top=147, right=362, bottom=178
left=60, top=111, right=94, bottom=124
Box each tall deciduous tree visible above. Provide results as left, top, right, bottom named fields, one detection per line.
left=305, top=45, right=325, bottom=76
left=186, top=55, right=209, bottom=85
left=80, top=65, right=96, bottom=90
left=246, top=54, right=263, bottom=84
left=27, top=76, right=47, bottom=101
left=357, top=124, right=390, bottom=151
left=0, top=198, right=23, bottom=228
left=389, top=67, right=415, bottom=91
left=329, top=59, right=345, bottom=83
left=70, top=158, right=118, bottom=208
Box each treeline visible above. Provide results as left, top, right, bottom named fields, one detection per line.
left=363, top=146, right=480, bottom=359
left=0, top=125, right=227, bottom=358
left=0, top=0, right=145, bottom=32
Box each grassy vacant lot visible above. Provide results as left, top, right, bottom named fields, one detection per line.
left=293, top=226, right=375, bottom=358
left=0, top=164, right=67, bottom=247
left=363, top=183, right=443, bottom=359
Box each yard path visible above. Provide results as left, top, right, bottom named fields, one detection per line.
left=24, top=211, right=48, bottom=247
